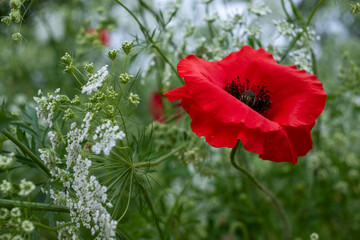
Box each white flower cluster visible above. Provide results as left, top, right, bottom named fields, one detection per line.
left=82, top=65, right=109, bottom=95
left=92, top=120, right=125, bottom=156
left=48, top=131, right=62, bottom=149
left=274, top=20, right=297, bottom=38
left=40, top=112, right=117, bottom=239
left=18, top=179, right=36, bottom=197
left=0, top=180, right=12, bottom=194
left=57, top=221, right=79, bottom=240
left=21, top=220, right=35, bottom=234
left=248, top=4, right=271, bottom=16
left=39, top=148, right=62, bottom=177
left=289, top=49, right=313, bottom=73
left=0, top=153, right=14, bottom=170
left=33, top=89, right=62, bottom=127
left=310, top=232, right=319, bottom=240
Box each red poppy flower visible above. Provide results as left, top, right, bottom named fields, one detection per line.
left=164, top=46, right=326, bottom=164
left=87, top=28, right=110, bottom=46
left=149, top=92, right=165, bottom=122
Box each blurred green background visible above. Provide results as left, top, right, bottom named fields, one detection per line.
left=1, top=0, right=360, bottom=239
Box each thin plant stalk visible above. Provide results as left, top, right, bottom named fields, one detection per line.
left=230, top=141, right=291, bottom=240
left=0, top=199, right=69, bottom=213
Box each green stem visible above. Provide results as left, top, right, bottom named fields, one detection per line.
left=0, top=199, right=69, bottom=212
left=2, top=130, right=51, bottom=177
left=124, top=54, right=128, bottom=73
left=230, top=142, right=291, bottom=240
left=72, top=73, right=83, bottom=86
left=73, top=66, right=86, bottom=79
left=33, top=221, right=73, bottom=231
left=280, top=0, right=292, bottom=22
left=133, top=144, right=185, bottom=168
left=113, top=0, right=183, bottom=84
left=280, top=0, right=325, bottom=62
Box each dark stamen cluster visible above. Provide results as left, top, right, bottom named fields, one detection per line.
left=225, top=77, right=272, bottom=114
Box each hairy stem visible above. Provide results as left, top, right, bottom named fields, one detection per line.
left=230, top=142, right=291, bottom=240
left=2, top=130, right=51, bottom=177
left=0, top=199, right=69, bottom=212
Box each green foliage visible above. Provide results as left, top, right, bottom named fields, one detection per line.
left=0, top=0, right=360, bottom=239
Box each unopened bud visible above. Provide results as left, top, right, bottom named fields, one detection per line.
left=119, top=73, right=133, bottom=84
left=61, top=52, right=72, bottom=65
left=10, top=0, right=22, bottom=10
left=121, top=41, right=133, bottom=55
left=352, top=3, right=360, bottom=16
left=11, top=32, right=22, bottom=43
left=107, top=49, right=119, bottom=61
left=9, top=9, right=21, bottom=23
left=1, top=16, right=11, bottom=25
left=84, top=63, right=94, bottom=73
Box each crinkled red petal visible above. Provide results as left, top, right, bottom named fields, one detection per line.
left=163, top=46, right=327, bottom=164
left=218, top=46, right=327, bottom=127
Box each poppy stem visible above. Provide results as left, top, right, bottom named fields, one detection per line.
left=230, top=142, right=291, bottom=240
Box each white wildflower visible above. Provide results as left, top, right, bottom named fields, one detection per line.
left=334, top=181, right=348, bottom=194
left=48, top=131, right=62, bottom=149
left=82, top=65, right=109, bottom=95
left=128, top=93, right=140, bottom=105
left=245, top=24, right=261, bottom=39
left=12, top=235, right=24, bottom=240
left=0, top=233, right=12, bottom=240
left=92, top=120, right=125, bottom=155
left=10, top=207, right=21, bottom=217
left=57, top=221, right=79, bottom=240
left=39, top=148, right=62, bottom=176
left=0, top=208, right=9, bottom=219
left=0, top=180, right=12, bottom=194
left=0, top=154, right=14, bottom=170
left=310, top=232, right=319, bottom=240
left=21, top=220, right=35, bottom=234
left=274, top=20, right=297, bottom=38
left=248, top=4, right=271, bottom=16
left=9, top=217, right=21, bottom=227
left=33, top=90, right=62, bottom=127
left=289, top=49, right=313, bottom=73
left=18, top=179, right=36, bottom=197
left=63, top=113, right=117, bottom=239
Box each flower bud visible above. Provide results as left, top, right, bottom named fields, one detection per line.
left=107, top=49, right=119, bottom=61
left=63, top=109, right=75, bottom=120
left=119, top=73, right=133, bottom=84
left=9, top=9, right=21, bottom=23
left=84, top=63, right=94, bottom=73
left=11, top=32, right=22, bottom=43
left=61, top=52, right=72, bottom=65
left=10, top=0, right=22, bottom=10
left=1, top=16, right=11, bottom=25
left=64, top=64, right=74, bottom=74
left=106, top=86, right=117, bottom=100
left=128, top=92, right=140, bottom=105
left=352, top=3, right=360, bottom=16
left=71, top=95, right=81, bottom=105
left=121, top=41, right=133, bottom=55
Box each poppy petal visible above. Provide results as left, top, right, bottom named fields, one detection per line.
left=217, top=46, right=327, bottom=127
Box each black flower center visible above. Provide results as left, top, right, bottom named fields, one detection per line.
left=225, top=77, right=272, bottom=114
